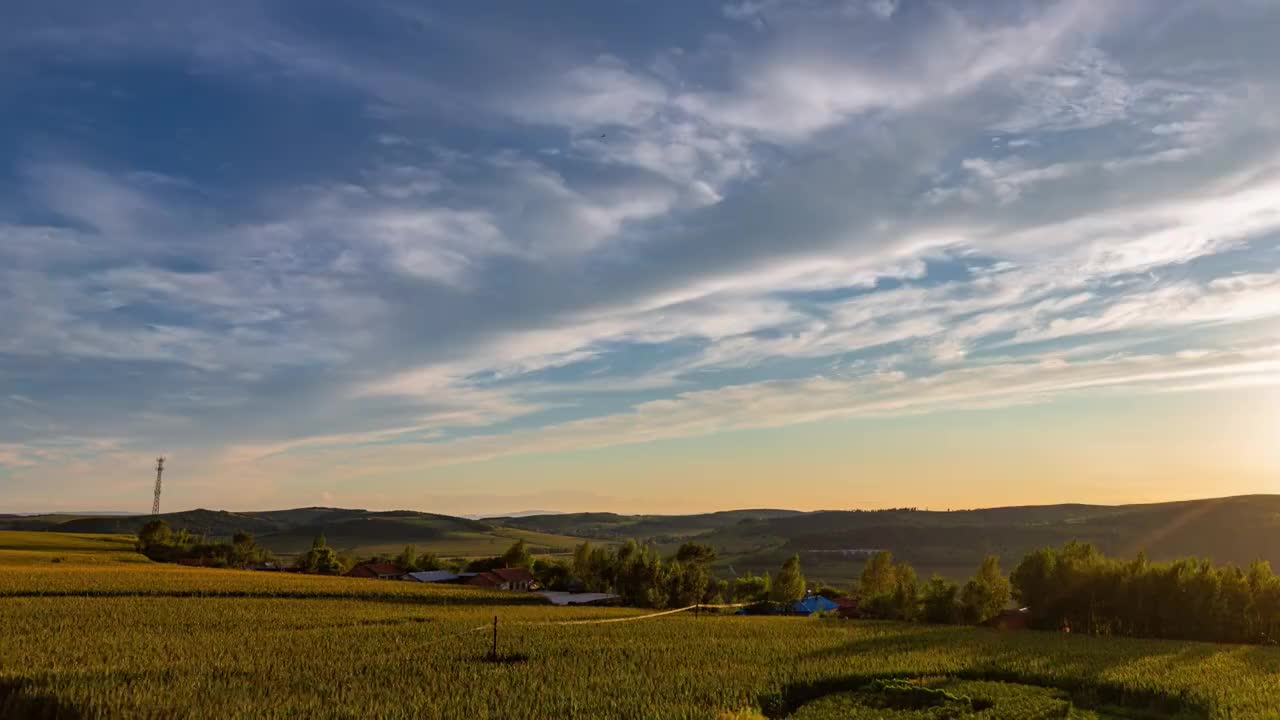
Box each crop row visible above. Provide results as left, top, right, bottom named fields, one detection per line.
left=2, top=591, right=1279, bottom=718
left=0, top=563, right=543, bottom=605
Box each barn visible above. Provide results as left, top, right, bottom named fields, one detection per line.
left=345, top=562, right=404, bottom=580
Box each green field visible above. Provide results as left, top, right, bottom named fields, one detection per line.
left=0, top=508, right=591, bottom=562
left=1, top=532, right=1277, bottom=719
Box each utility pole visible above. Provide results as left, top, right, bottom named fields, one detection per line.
left=152, top=457, right=165, bottom=515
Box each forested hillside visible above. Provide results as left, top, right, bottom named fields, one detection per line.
left=8, top=495, right=1280, bottom=577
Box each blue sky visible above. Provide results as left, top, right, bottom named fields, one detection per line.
left=2, top=0, right=1279, bottom=514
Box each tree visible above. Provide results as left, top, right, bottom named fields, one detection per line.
left=675, top=542, right=717, bottom=566
left=666, top=557, right=719, bottom=608
left=416, top=552, right=445, bottom=571
left=733, top=572, right=771, bottom=603
left=859, top=551, right=896, bottom=599
left=961, top=555, right=1012, bottom=624
left=812, top=584, right=844, bottom=600
left=296, top=535, right=345, bottom=575
left=137, top=519, right=172, bottom=550
left=922, top=574, right=961, bottom=624
left=890, top=562, right=920, bottom=621
left=772, top=554, right=806, bottom=603
left=616, top=542, right=665, bottom=608
left=501, top=539, right=533, bottom=568
left=229, top=531, right=264, bottom=567
left=533, top=558, right=572, bottom=591
left=394, top=545, right=419, bottom=572
left=706, top=578, right=729, bottom=605
left=1011, top=546, right=1057, bottom=623
left=573, top=541, right=594, bottom=581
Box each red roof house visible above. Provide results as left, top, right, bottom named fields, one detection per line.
left=345, top=561, right=404, bottom=580
left=465, top=567, right=539, bottom=591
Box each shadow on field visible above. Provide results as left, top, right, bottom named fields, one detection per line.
left=783, top=628, right=1213, bottom=719
left=0, top=679, right=84, bottom=720
left=757, top=672, right=1208, bottom=720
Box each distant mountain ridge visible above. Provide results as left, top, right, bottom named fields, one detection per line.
left=6, top=496, right=1280, bottom=576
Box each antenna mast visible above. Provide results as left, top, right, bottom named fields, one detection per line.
left=152, top=457, right=165, bottom=515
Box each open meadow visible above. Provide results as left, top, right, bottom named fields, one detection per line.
left=2, top=532, right=1279, bottom=719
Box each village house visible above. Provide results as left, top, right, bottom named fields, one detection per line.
left=465, top=567, right=539, bottom=591
left=345, top=561, right=404, bottom=580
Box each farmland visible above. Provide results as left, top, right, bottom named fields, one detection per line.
left=0, top=509, right=590, bottom=562
left=1, top=532, right=1278, bottom=718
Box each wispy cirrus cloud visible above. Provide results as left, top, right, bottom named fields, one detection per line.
left=2, top=1, right=1280, bottom=512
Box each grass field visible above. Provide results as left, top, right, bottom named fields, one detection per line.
left=2, top=532, right=1278, bottom=719
left=0, top=531, right=147, bottom=566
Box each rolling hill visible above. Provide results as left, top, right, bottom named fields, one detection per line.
left=695, top=495, right=1280, bottom=585
left=7, top=495, right=1280, bottom=581
left=484, top=509, right=805, bottom=542
left=0, top=508, right=586, bottom=559
left=493, top=496, right=1280, bottom=586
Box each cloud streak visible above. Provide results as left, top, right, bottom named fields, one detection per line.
left=2, top=0, right=1279, bottom=511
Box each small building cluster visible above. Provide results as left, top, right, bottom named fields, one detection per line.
left=343, top=562, right=542, bottom=590
left=342, top=561, right=621, bottom=605
left=345, top=561, right=541, bottom=590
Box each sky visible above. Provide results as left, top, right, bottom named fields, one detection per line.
left=1, top=0, right=1279, bottom=516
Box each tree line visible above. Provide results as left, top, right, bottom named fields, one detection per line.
left=851, top=550, right=1012, bottom=624
left=851, top=541, right=1280, bottom=645
left=136, top=520, right=271, bottom=568
left=138, top=518, right=1280, bottom=644
left=1010, top=541, right=1280, bottom=644
left=565, top=539, right=805, bottom=608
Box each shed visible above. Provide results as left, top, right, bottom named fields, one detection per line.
left=405, top=570, right=460, bottom=584
left=537, top=591, right=619, bottom=606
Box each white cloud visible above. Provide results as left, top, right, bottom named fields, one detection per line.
left=255, top=343, right=1280, bottom=474
left=7, top=0, right=1280, bottom=508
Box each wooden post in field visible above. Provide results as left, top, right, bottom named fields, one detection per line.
left=490, top=615, right=498, bottom=660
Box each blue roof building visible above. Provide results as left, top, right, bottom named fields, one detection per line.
left=788, top=595, right=839, bottom=615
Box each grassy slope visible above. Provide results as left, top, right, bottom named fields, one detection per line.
left=1, top=509, right=590, bottom=560
left=488, top=509, right=805, bottom=540
left=0, top=531, right=147, bottom=566
left=0, top=536, right=1277, bottom=718
left=707, top=495, right=1280, bottom=586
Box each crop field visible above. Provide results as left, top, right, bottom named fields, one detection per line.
left=2, top=533, right=1279, bottom=719
left=0, top=531, right=146, bottom=566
